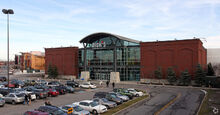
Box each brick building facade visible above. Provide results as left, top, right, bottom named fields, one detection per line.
left=45, top=47, right=78, bottom=77
left=140, top=39, right=207, bottom=80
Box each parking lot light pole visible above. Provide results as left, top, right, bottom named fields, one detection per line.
left=2, top=9, right=14, bottom=91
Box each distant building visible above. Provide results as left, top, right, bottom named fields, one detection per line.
left=18, top=51, right=45, bottom=72
left=207, top=48, right=220, bottom=76
left=45, top=32, right=207, bottom=81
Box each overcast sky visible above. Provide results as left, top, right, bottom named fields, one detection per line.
left=0, top=0, right=220, bottom=60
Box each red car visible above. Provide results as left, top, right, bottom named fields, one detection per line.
left=48, top=89, right=59, bottom=97
left=4, top=83, right=15, bottom=88
left=24, top=110, right=49, bottom=115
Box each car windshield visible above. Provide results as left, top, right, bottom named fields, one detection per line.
left=102, top=98, right=109, bottom=102
left=16, top=88, right=24, bottom=92
left=74, top=106, right=83, bottom=112
left=111, top=94, right=116, bottom=98
left=67, top=86, right=72, bottom=89
left=16, top=93, right=25, bottom=97
left=29, top=86, right=37, bottom=90
left=54, top=109, right=65, bottom=115
left=90, top=102, right=98, bottom=107
left=117, top=93, right=123, bottom=96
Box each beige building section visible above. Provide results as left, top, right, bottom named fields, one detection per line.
left=207, top=48, right=220, bottom=76
left=21, top=51, right=45, bottom=71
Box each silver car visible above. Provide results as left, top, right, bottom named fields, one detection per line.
left=60, top=104, right=90, bottom=115
left=0, top=97, right=5, bottom=107
left=93, top=98, right=117, bottom=109
left=109, top=92, right=129, bottom=102
left=4, top=93, right=24, bottom=104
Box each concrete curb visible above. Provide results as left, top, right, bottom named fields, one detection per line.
left=112, top=94, right=150, bottom=115
left=196, top=89, right=207, bottom=115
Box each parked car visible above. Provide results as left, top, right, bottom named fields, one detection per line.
left=4, top=93, right=24, bottom=104
left=0, top=97, right=5, bottom=107
left=79, top=82, right=96, bottom=89
left=0, top=76, right=6, bottom=82
left=10, top=79, right=25, bottom=88
left=47, top=81, right=61, bottom=87
left=3, top=82, right=15, bottom=88
left=93, top=98, right=117, bottom=109
left=48, top=88, right=59, bottom=97
left=54, top=86, right=66, bottom=95
left=113, top=88, right=134, bottom=99
left=110, top=92, right=129, bottom=102
left=37, top=106, right=67, bottom=115
left=59, top=104, right=90, bottom=115
left=93, top=92, right=122, bottom=105
left=23, top=79, right=37, bottom=86
left=23, top=110, right=49, bottom=115
left=13, top=88, right=36, bottom=100
left=0, top=88, right=14, bottom=96
left=127, top=88, right=144, bottom=97
left=74, top=100, right=107, bottom=114
left=66, top=80, right=79, bottom=87
left=0, top=85, right=5, bottom=88
left=24, top=86, right=48, bottom=99
left=34, top=84, right=49, bottom=91
left=65, top=86, right=74, bottom=93
left=106, top=93, right=123, bottom=105
left=36, top=80, right=48, bottom=85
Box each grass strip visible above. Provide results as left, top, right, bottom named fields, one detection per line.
left=102, top=95, right=149, bottom=115
left=198, top=89, right=213, bottom=115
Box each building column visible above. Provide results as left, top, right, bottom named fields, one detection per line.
left=114, top=47, right=117, bottom=72
left=83, top=43, right=87, bottom=71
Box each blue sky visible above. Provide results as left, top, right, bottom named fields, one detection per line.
left=0, top=0, right=220, bottom=60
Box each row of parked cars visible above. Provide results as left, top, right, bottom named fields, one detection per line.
left=24, top=88, right=144, bottom=115
left=0, top=79, right=81, bottom=107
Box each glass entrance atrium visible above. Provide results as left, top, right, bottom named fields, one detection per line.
left=79, top=32, right=140, bottom=81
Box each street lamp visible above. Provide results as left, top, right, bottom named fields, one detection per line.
left=2, top=9, right=14, bottom=91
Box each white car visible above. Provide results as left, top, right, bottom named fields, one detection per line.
left=74, top=100, right=107, bottom=114
left=79, top=82, right=96, bottom=89
left=127, top=88, right=144, bottom=97
left=0, top=85, right=5, bottom=88
left=14, top=88, right=36, bottom=100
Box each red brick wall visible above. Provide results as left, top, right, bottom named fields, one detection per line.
left=45, top=47, right=78, bottom=76
left=140, top=39, right=207, bottom=79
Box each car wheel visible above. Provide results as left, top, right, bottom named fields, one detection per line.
left=37, top=95, right=40, bottom=99
left=105, top=105, right=110, bottom=109
left=136, top=94, right=139, bottom=97
left=12, top=100, right=16, bottom=105
left=93, top=110, right=98, bottom=115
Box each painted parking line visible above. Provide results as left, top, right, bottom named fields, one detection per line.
left=154, top=93, right=181, bottom=115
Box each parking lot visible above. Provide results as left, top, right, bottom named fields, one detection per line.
left=0, top=86, right=113, bottom=115
left=0, top=74, right=208, bottom=115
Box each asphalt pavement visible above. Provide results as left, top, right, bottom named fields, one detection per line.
left=116, top=85, right=205, bottom=115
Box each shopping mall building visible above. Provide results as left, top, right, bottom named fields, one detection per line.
left=45, top=32, right=207, bottom=82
